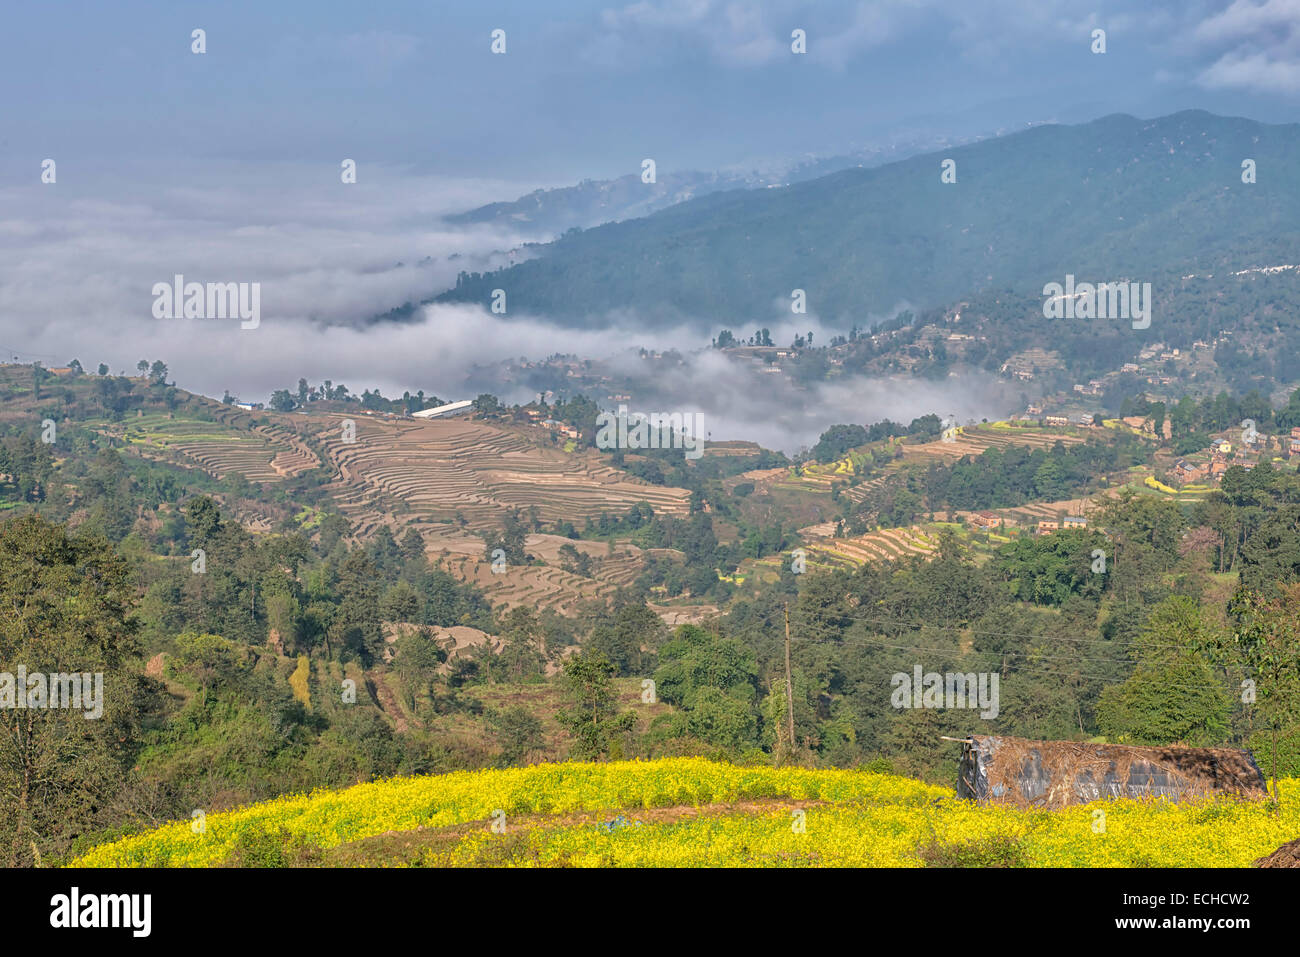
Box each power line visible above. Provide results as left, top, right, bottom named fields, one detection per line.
left=790, top=608, right=1226, bottom=651
left=779, top=632, right=1253, bottom=689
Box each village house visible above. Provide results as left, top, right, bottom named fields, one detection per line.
left=1062, top=515, right=1087, bottom=529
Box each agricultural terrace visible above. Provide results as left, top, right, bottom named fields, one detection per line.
left=319, top=415, right=690, bottom=538
left=901, top=424, right=1089, bottom=464
left=96, top=407, right=318, bottom=483
left=770, top=425, right=1091, bottom=507
left=421, top=526, right=657, bottom=616
left=72, top=759, right=1300, bottom=868
left=754, top=524, right=939, bottom=573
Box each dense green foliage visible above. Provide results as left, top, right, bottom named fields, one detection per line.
left=437, top=112, right=1300, bottom=327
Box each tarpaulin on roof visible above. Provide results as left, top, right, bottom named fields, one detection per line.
left=958, top=734, right=1267, bottom=808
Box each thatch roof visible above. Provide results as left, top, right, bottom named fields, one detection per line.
left=1255, top=838, right=1300, bottom=868
left=958, top=735, right=1267, bottom=809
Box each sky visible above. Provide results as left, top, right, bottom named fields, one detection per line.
left=1, top=0, right=1297, bottom=446
left=3, top=0, right=1297, bottom=179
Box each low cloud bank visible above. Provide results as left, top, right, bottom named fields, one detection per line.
left=2, top=163, right=1009, bottom=452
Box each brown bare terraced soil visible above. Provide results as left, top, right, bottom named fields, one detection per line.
left=318, top=414, right=691, bottom=538
left=901, top=425, right=1087, bottom=463
left=422, top=527, right=671, bottom=616
left=101, top=404, right=321, bottom=484
left=752, top=523, right=939, bottom=573
left=800, top=524, right=939, bottom=569
left=952, top=491, right=1118, bottom=529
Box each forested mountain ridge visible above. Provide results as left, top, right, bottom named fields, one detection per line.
left=443, top=131, right=978, bottom=237
left=436, top=111, right=1300, bottom=327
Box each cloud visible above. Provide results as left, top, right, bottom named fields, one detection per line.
left=1190, top=0, right=1300, bottom=94
left=592, top=341, right=1008, bottom=453
left=1199, top=49, right=1300, bottom=92
left=596, top=0, right=783, bottom=66
left=588, top=0, right=1169, bottom=71
left=0, top=159, right=1013, bottom=451
left=0, top=160, right=534, bottom=365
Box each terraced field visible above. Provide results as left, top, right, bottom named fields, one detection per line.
left=765, top=427, right=1088, bottom=504
left=319, top=415, right=690, bottom=536
left=902, top=425, right=1088, bottom=463
left=952, top=491, right=1118, bottom=529
left=804, top=525, right=939, bottom=568
left=423, top=528, right=660, bottom=615
left=105, top=409, right=320, bottom=483
left=75, top=760, right=1300, bottom=868
left=754, top=524, right=939, bottom=573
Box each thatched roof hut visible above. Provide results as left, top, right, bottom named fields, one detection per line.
left=957, top=734, right=1267, bottom=809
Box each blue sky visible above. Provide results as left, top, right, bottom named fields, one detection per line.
left=3, top=0, right=1298, bottom=182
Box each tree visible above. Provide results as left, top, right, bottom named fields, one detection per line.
left=558, top=542, right=593, bottom=578
left=556, top=652, right=636, bottom=760
left=1202, top=586, right=1300, bottom=800
left=269, top=390, right=296, bottom=412
left=394, top=627, right=446, bottom=707
left=332, top=551, right=383, bottom=663
left=265, top=592, right=302, bottom=653
left=651, top=625, right=759, bottom=748
left=811, top=424, right=868, bottom=464
left=136, top=360, right=149, bottom=376
left=380, top=581, right=420, bottom=622
left=587, top=601, right=664, bottom=675
left=184, top=495, right=223, bottom=547
left=1096, top=598, right=1231, bottom=747
left=472, top=394, right=502, bottom=415
left=498, top=607, right=546, bottom=681
left=96, top=363, right=109, bottom=376
left=487, top=706, right=544, bottom=766
left=0, top=516, right=151, bottom=865
left=149, top=360, right=168, bottom=384
left=399, top=528, right=426, bottom=564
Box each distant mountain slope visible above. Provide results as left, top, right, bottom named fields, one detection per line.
left=436, top=111, right=1300, bottom=328
left=444, top=132, right=977, bottom=237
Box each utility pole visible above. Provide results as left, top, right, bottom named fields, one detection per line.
left=783, top=603, right=796, bottom=759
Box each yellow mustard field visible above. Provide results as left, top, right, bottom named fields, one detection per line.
left=70, top=758, right=1300, bottom=868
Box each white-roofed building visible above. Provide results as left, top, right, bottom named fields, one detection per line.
left=412, top=399, right=473, bottom=419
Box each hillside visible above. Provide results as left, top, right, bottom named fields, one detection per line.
left=436, top=111, right=1300, bottom=327
left=10, top=363, right=1300, bottom=872
left=443, top=132, right=975, bottom=237
left=72, top=759, right=1300, bottom=868
left=321, top=413, right=690, bottom=537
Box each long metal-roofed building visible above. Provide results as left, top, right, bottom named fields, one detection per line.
left=411, top=399, right=473, bottom=420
